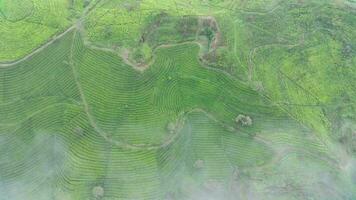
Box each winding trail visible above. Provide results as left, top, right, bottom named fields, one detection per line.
left=1, top=15, right=236, bottom=151
left=70, top=31, right=191, bottom=150
left=247, top=34, right=305, bottom=81
left=71, top=36, right=236, bottom=151
left=0, top=26, right=76, bottom=68
left=0, top=0, right=103, bottom=68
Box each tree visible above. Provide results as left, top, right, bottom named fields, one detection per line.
left=194, top=159, right=204, bottom=169
left=84, top=0, right=91, bottom=8
left=166, top=122, right=176, bottom=134
left=235, top=114, right=253, bottom=126
left=201, top=27, right=214, bottom=50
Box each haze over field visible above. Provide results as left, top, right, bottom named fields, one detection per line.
left=0, top=0, right=355, bottom=199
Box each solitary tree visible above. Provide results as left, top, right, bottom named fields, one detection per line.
left=235, top=114, right=253, bottom=126
left=166, top=122, right=176, bottom=134
left=194, top=159, right=204, bottom=169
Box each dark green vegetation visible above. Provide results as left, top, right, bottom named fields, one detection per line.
left=0, top=0, right=355, bottom=199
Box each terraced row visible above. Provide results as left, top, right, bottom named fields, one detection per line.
left=1, top=25, right=354, bottom=199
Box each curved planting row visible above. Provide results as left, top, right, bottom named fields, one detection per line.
left=1, top=16, right=355, bottom=199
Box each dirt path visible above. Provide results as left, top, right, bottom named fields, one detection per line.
left=120, top=48, right=151, bottom=72
left=72, top=33, right=192, bottom=150
left=236, top=1, right=283, bottom=15
left=247, top=34, right=305, bottom=81
left=254, top=134, right=344, bottom=172
left=103, top=15, right=222, bottom=73
left=0, top=8, right=283, bottom=152
left=68, top=42, right=225, bottom=151
left=0, top=25, right=76, bottom=68
left=68, top=31, right=153, bottom=151
left=0, top=0, right=103, bottom=68
left=85, top=40, right=203, bottom=73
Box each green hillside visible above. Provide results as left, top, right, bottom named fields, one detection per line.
left=0, top=0, right=355, bottom=199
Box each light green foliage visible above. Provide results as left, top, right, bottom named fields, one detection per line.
left=0, top=0, right=33, bottom=22
left=0, top=0, right=85, bottom=61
